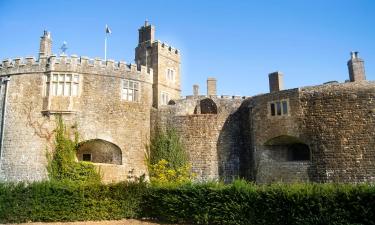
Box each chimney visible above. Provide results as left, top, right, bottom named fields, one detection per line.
left=193, top=84, right=199, bottom=97
left=269, top=71, right=284, bottom=93
left=207, top=77, right=217, bottom=96
left=138, top=20, right=155, bottom=44
left=39, top=30, right=52, bottom=59
left=347, top=51, right=366, bottom=82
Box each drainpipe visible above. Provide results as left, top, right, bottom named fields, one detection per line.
left=0, top=76, right=11, bottom=160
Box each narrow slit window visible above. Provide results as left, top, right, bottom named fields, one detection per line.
left=270, top=103, right=275, bottom=116
left=276, top=102, right=282, bottom=115
left=282, top=101, right=288, bottom=115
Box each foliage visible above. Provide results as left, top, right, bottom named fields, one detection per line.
left=0, top=181, right=374, bottom=224
left=146, top=127, right=194, bottom=185
left=148, top=159, right=195, bottom=186
left=47, top=116, right=100, bottom=183
left=148, top=127, right=188, bottom=169
left=143, top=181, right=375, bottom=225
left=0, top=181, right=147, bottom=223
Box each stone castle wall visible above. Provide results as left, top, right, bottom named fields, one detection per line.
left=152, top=96, right=243, bottom=181
left=0, top=56, right=153, bottom=182
left=300, top=81, right=375, bottom=183
left=243, top=81, right=375, bottom=183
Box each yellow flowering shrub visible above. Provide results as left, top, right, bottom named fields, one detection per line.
left=149, top=159, right=195, bottom=185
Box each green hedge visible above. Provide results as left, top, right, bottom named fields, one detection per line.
left=0, top=181, right=147, bottom=223
left=143, top=182, right=375, bottom=225
left=1, top=181, right=374, bottom=225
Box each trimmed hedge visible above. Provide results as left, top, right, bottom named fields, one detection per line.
left=144, top=181, right=375, bottom=225
left=1, top=181, right=374, bottom=225
left=0, top=181, right=147, bottom=223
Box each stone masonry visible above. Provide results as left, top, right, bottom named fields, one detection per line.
left=0, top=22, right=374, bottom=184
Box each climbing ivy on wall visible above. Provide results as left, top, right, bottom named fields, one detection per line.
left=47, top=116, right=100, bottom=183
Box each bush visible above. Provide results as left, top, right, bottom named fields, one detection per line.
left=0, top=180, right=374, bottom=224
left=146, top=127, right=194, bottom=185
left=142, top=182, right=375, bottom=225
left=0, top=181, right=147, bottom=223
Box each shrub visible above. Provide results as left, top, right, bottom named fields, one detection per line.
left=0, top=181, right=374, bottom=224
left=0, top=181, right=147, bottom=223
left=142, top=182, right=375, bottom=225
left=146, top=127, right=194, bottom=185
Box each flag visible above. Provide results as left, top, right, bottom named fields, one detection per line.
left=105, top=25, right=112, bottom=34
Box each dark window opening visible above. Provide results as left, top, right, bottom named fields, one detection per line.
left=282, top=101, right=288, bottom=114
left=270, top=103, right=275, bottom=116
left=270, top=100, right=289, bottom=117
left=82, top=154, right=92, bottom=161
left=276, top=102, right=282, bottom=115
left=288, top=143, right=310, bottom=161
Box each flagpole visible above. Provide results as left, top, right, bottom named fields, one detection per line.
left=104, top=34, right=107, bottom=61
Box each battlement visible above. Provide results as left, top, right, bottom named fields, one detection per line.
left=154, top=41, right=180, bottom=55
left=0, top=55, right=153, bottom=78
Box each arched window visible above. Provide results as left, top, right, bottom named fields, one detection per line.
left=77, top=139, right=122, bottom=165
left=200, top=98, right=217, bottom=114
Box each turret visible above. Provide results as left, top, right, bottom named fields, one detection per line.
left=39, top=30, right=52, bottom=59
left=135, top=21, right=181, bottom=108
left=138, top=20, right=155, bottom=44
left=347, top=51, right=366, bottom=82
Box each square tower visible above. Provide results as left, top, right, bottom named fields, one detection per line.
left=135, top=21, right=181, bottom=108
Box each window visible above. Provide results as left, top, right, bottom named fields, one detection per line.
left=166, top=68, right=175, bottom=81
left=161, top=92, right=170, bottom=105
left=82, top=154, right=92, bottom=162
left=48, top=73, right=79, bottom=96
left=122, top=79, right=140, bottom=102
left=269, top=99, right=289, bottom=116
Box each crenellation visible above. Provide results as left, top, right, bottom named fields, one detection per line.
left=156, top=41, right=180, bottom=55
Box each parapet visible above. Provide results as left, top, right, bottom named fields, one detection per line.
left=1, top=55, right=153, bottom=81
left=154, top=41, right=180, bottom=55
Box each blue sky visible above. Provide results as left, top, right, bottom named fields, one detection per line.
left=0, top=0, right=374, bottom=96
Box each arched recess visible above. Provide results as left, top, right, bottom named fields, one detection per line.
left=77, top=139, right=122, bottom=165
left=264, top=135, right=310, bottom=161
left=168, top=100, right=176, bottom=105
left=200, top=98, right=218, bottom=114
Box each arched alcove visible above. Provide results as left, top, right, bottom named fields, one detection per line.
left=200, top=98, right=218, bottom=114
left=264, top=135, right=310, bottom=161
left=168, top=100, right=176, bottom=105
left=77, top=139, right=122, bottom=165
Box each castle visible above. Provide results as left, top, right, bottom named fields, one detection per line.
left=0, top=22, right=374, bottom=183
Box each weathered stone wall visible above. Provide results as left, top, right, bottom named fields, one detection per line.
left=153, top=96, right=243, bottom=181
left=246, top=89, right=312, bottom=183
left=299, top=81, right=375, bottom=183
left=245, top=81, right=375, bottom=183
left=0, top=56, right=153, bottom=182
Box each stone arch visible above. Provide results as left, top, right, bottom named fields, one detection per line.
left=264, top=135, right=310, bottom=161
left=200, top=98, right=217, bottom=114
left=168, top=99, right=176, bottom=105
left=77, top=139, right=122, bottom=165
